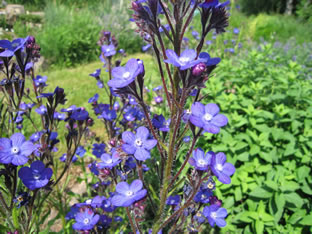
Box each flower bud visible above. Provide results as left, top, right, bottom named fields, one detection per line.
left=192, top=62, right=206, bottom=76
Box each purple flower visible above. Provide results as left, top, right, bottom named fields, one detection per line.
left=35, top=105, right=47, bottom=115
left=154, top=96, right=163, bottom=104
left=97, top=105, right=116, bottom=121
left=71, top=109, right=89, bottom=121
left=92, top=143, right=106, bottom=158
left=0, top=37, right=28, bottom=57
left=198, top=52, right=221, bottom=66
left=18, top=161, right=53, bottom=190
left=200, top=0, right=230, bottom=9
left=0, top=133, right=35, bottom=165
left=89, top=69, right=101, bottom=78
left=206, top=40, right=212, bottom=45
left=192, top=30, right=200, bottom=40
left=194, top=211, right=206, bottom=224
left=111, top=180, right=147, bottom=207
left=72, top=208, right=100, bottom=230
left=203, top=205, right=227, bottom=227
left=122, top=126, right=157, bottom=161
left=54, top=112, right=66, bottom=121
left=60, top=153, right=78, bottom=163
left=233, top=28, right=240, bottom=34
left=61, top=105, right=78, bottom=113
left=164, top=49, right=203, bottom=70
left=152, top=114, right=170, bottom=132
left=153, top=85, right=162, bottom=91
left=211, top=152, right=235, bottom=184
left=30, top=131, right=43, bottom=143
left=88, top=93, right=99, bottom=103
left=190, top=102, right=228, bottom=134
left=166, top=195, right=181, bottom=206
left=194, top=188, right=213, bottom=203
left=142, top=44, right=152, bottom=52
left=101, top=44, right=116, bottom=57
left=189, top=148, right=213, bottom=171
left=107, top=58, right=141, bottom=88
left=34, top=75, right=47, bottom=87
left=13, top=192, right=31, bottom=208
left=98, top=152, right=121, bottom=169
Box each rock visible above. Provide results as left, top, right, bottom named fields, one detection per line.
left=5, top=4, right=24, bottom=24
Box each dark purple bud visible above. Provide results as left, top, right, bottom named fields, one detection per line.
left=192, top=62, right=206, bottom=76
left=209, top=196, right=222, bottom=206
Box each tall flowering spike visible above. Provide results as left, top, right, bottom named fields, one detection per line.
left=0, top=133, right=36, bottom=166
left=122, top=126, right=157, bottom=161
left=18, top=161, right=53, bottom=190
left=188, top=148, right=213, bottom=171
left=107, top=58, right=141, bottom=88
left=190, top=102, right=228, bottom=134
left=211, top=152, right=235, bottom=184
left=73, top=208, right=100, bottom=230
left=164, top=49, right=204, bottom=70
left=203, top=204, right=228, bottom=227
left=111, top=179, right=147, bottom=207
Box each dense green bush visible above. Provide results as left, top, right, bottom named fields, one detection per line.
left=296, top=0, right=312, bottom=24
left=36, top=3, right=101, bottom=67
left=198, top=43, right=312, bottom=233
left=238, top=0, right=287, bottom=15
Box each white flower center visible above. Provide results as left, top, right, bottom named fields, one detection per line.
left=86, top=199, right=92, bottom=204
left=126, top=191, right=133, bottom=196
left=179, top=56, right=190, bottom=64
left=135, top=139, right=143, bottom=147
left=216, top=164, right=223, bottom=171
left=207, top=182, right=214, bottom=189
left=186, top=109, right=192, bottom=114
left=123, top=72, right=130, bottom=79
left=203, top=113, right=213, bottom=121
left=33, top=174, right=40, bottom=180
left=11, top=147, right=19, bottom=154
left=197, top=159, right=206, bottom=166
left=211, top=212, right=217, bottom=219
left=83, top=218, right=90, bottom=224
left=106, top=158, right=113, bottom=164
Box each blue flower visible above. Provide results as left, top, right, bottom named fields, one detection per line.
left=97, top=104, right=116, bottom=121
left=211, top=152, right=235, bottom=184
left=152, top=114, right=170, bottom=132
left=33, top=75, right=47, bottom=87
left=233, top=28, right=240, bottom=34
left=72, top=208, right=100, bottom=230
left=89, top=69, right=101, bottom=78
left=13, top=192, right=31, bottom=208
left=98, top=152, right=121, bottom=169
left=166, top=195, right=181, bottom=206
left=18, top=161, right=53, bottom=190
left=198, top=52, right=221, bottom=66
left=53, top=112, right=66, bottom=121
left=189, top=148, right=213, bottom=171
left=0, top=37, right=28, bottom=57
left=200, top=0, right=230, bottom=9
left=203, top=204, right=227, bottom=227
left=122, top=126, right=157, bottom=161
left=88, top=93, right=99, bottom=103
left=101, top=44, right=116, bottom=57
left=190, top=102, right=228, bottom=134
left=35, top=105, right=47, bottom=115
left=0, top=133, right=35, bottom=165
left=107, top=58, right=142, bottom=88
left=142, top=44, right=152, bottom=52
left=92, top=143, right=106, bottom=158
left=71, top=109, right=89, bottom=121
left=194, top=188, right=213, bottom=203
left=164, top=49, right=204, bottom=70
left=111, top=179, right=147, bottom=207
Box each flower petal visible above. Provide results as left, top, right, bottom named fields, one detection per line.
left=144, top=139, right=157, bottom=150
left=122, top=144, right=136, bottom=154
left=111, top=195, right=126, bottom=207
left=11, top=154, right=28, bottom=166
left=215, top=218, right=226, bottom=227
left=134, top=148, right=150, bottom=161
left=136, top=126, right=150, bottom=140
left=10, top=133, right=25, bottom=148
left=0, top=138, right=11, bottom=152
left=205, top=103, right=220, bottom=116
left=115, top=182, right=130, bottom=195
left=215, top=152, right=227, bottom=165
left=223, top=162, right=235, bottom=176
left=130, top=179, right=143, bottom=193
left=211, top=114, right=228, bottom=127
left=30, top=161, right=45, bottom=172
left=217, top=172, right=231, bottom=184
left=181, top=49, right=196, bottom=61
left=190, top=115, right=204, bottom=128
left=164, top=49, right=181, bottom=67
left=112, top=67, right=127, bottom=79
left=122, top=131, right=135, bottom=144
left=126, top=58, right=139, bottom=76
left=20, top=141, right=35, bottom=156
left=203, top=123, right=220, bottom=134
left=191, top=102, right=205, bottom=117
left=216, top=208, right=228, bottom=218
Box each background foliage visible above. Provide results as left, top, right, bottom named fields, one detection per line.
left=198, top=43, right=312, bottom=233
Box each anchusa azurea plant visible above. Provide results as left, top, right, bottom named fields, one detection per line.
left=0, top=36, right=92, bottom=232
left=63, top=0, right=236, bottom=233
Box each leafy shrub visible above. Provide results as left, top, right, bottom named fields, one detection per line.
left=198, top=43, right=312, bottom=233
left=37, top=3, right=102, bottom=67
left=296, top=0, right=312, bottom=24
left=238, top=0, right=287, bottom=15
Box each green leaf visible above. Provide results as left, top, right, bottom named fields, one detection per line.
left=249, top=187, right=273, bottom=198
left=281, top=181, right=300, bottom=192
left=302, top=179, right=312, bottom=195
left=237, top=152, right=250, bottom=161
left=250, top=144, right=260, bottom=156
left=255, top=220, right=264, bottom=234
left=288, top=209, right=306, bottom=224
left=12, top=207, right=19, bottom=229
left=234, top=187, right=242, bottom=201
left=297, top=166, right=311, bottom=182
left=284, top=192, right=303, bottom=208
left=275, top=193, right=285, bottom=212
left=264, top=181, right=278, bottom=191
left=234, top=142, right=248, bottom=151
left=284, top=143, right=296, bottom=156
left=299, top=214, right=312, bottom=225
